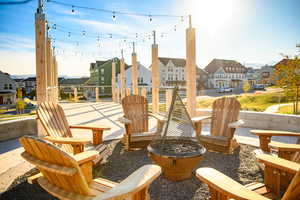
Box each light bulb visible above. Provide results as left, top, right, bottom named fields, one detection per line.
left=174, top=25, right=177, bottom=31
left=68, top=32, right=71, bottom=37
left=149, top=15, right=152, bottom=23
left=71, top=5, right=75, bottom=14
left=112, top=11, right=116, bottom=21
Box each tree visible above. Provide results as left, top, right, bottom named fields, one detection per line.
left=243, top=80, right=251, bottom=94
left=273, top=56, right=300, bottom=114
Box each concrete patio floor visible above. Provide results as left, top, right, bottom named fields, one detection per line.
left=0, top=101, right=298, bottom=193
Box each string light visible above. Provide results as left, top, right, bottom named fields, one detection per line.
left=82, top=30, right=86, bottom=37
left=174, top=25, right=177, bottom=31
left=112, top=11, right=116, bottom=21
left=149, top=14, right=152, bottom=23
left=135, top=33, right=138, bottom=38
left=68, top=32, right=71, bottom=37
left=71, top=5, right=74, bottom=14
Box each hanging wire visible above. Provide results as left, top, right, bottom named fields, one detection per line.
left=47, top=0, right=186, bottom=18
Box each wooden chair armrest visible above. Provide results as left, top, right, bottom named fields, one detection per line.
left=269, top=142, right=300, bottom=152
left=256, top=154, right=300, bottom=174
left=228, top=120, right=244, bottom=128
left=118, top=116, right=132, bottom=124
left=148, top=113, right=167, bottom=122
left=250, top=130, right=300, bottom=137
left=43, top=136, right=90, bottom=145
left=69, top=125, right=110, bottom=131
left=94, top=164, right=161, bottom=200
left=196, top=167, right=269, bottom=200
left=191, top=116, right=211, bottom=123
left=73, top=150, right=99, bottom=165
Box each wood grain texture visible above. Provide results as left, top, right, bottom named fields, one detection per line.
left=197, top=155, right=300, bottom=200
left=20, top=136, right=161, bottom=200
left=37, top=102, right=108, bottom=160
left=121, top=95, right=165, bottom=150
left=194, top=97, right=241, bottom=154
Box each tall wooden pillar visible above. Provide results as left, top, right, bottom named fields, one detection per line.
left=95, top=87, right=99, bottom=102
left=120, top=51, right=126, bottom=100
left=132, top=43, right=138, bottom=95
left=53, top=56, right=58, bottom=103
left=151, top=31, right=159, bottom=114
left=35, top=1, right=47, bottom=136
left=166, top=89, right=173, bottom=112
left=35, top=7, right=47, bottom=104
left=111, top=60, right=116, bottom=102
left=74, top=87, right=78, bottom=102
left=141, top=87, right=147, bottom=99
left=186, top=15, right=196, bottom=117
left=46, top=38, right=52, bottom=102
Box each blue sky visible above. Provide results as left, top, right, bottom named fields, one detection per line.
left=0, top=0, right=299, bottom=76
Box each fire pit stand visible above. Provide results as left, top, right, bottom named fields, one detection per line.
left=147, top=87, right=206, bottom=181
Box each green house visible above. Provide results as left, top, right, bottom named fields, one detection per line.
left=86, top=58, right=130, bottom=96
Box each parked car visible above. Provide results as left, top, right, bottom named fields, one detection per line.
left=217, top=88, right=225, bottom=93
left=224, top=87, right=233, bottom=92
left=253, top=84, right=265, bottom=90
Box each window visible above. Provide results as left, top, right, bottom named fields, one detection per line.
left=100, top=68, right=104, bottom=74
left=9, top=84, right=12, bottom=89
left=4, top=84, right=8, bottom=89
left=100, top=76, right=104, bottom=83
left=141, top=77, right=143, bottom=83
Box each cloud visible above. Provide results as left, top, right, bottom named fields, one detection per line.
left=0, top=33, right=34, bottom=51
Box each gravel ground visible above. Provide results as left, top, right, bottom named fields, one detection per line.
left=0, top=140, right=263, bottom=200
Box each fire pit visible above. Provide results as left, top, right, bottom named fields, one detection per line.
left=147, top=87, right=206, bottom=181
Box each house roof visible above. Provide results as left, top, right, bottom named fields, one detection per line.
left=158, top=57, right=186, bottom=67
left=60, top=78, right=89, bottom=85
left=23, top=77, right=36, bottom=81
left=204, top=59, right=246, bottom=74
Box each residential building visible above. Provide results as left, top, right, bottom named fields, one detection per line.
left=157, top=57, right=208, bottom=88
left=245, top=67, right=258, bottom=87
left=87, top=58, right=130, bottom=96
left=0, top=71, right=16, bottom=105
left=205, top=59, right=247, bottom=89
left=257, top=65, right=275, bottom=85
left=23, top=77, right=36, bottom=94
left=117, top=62, right=151, bottom=88
left=13, top=78, right=25, bottom=88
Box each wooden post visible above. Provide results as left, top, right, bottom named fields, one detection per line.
left=54, top=56, right=58, bottom=103
left=166, top=89, right=173, bottom=112
left=151, top=31, right=159, bottom=114
left=126, top=88, right=131, bottom=96
left=95, top=87, right=99, bottom=102
left=186, top=15, right=196, bottom=117
left=132, top=42, right=138, bottom=95
left=141, top=87, right=147, bottom=99
left=46, top=38, right=52, bottom=102
left=116, top=88, right=120, bottom=103
left=74, top=87, right=78, bottom=102
left=35, top=0, right=47, bottom=136
left=111, top=60, right=116, bottom=102
left=120, top=51, right=126, bottom=100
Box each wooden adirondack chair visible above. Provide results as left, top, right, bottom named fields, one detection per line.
left=192, top=97, right=244, bottom=154
left=37, top=102, right=110, bottom=163
left=20, top=136, right=162, bottom=200
left=119, top=95, right=166, bottom=151
left=250, top=129, right=300, bottom=191
left=196, top=154, right=300, bottom=200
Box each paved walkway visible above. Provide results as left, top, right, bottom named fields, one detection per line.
left=0, top=101, right=298, bottom=193
left=264, top=103, right=292, bottom=113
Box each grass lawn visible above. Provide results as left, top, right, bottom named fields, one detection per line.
left=278, top=103, right=300, bottom=115
left=197, top=92, right=289, bottom=112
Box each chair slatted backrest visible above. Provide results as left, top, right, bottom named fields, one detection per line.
left=282, top=169, right=300, bottom=200
left=210, top=97, right=241, bottom=138
left=292, top=137, right=300, bottom=163
left=19, top=136, right=92, bottom=196
left=37, top=102, right=73, bottom=153
left=122, top=95, right=148, bottom=134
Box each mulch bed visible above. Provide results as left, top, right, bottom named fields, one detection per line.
left=0, top=140, right=263, bottom=200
